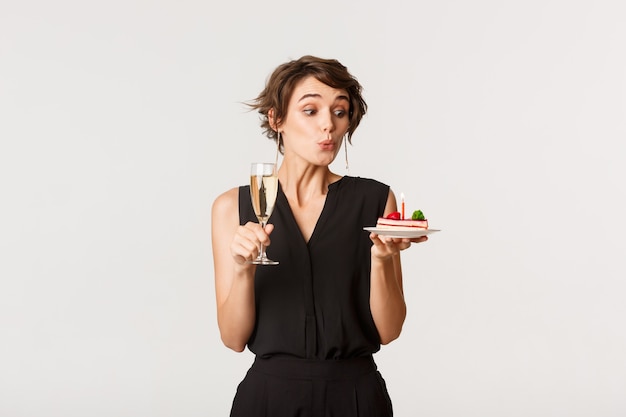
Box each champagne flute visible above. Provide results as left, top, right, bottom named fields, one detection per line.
left=249, top=162, right=279, bottom=265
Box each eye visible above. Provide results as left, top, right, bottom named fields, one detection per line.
left=303, top=108, right=316, bottom=116
left=334, top=109, right=347, bottom=118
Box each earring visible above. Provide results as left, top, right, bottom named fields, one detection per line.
left=344, top=135, right=350, bottom=174
left=274, top=131, right=281, bottom=169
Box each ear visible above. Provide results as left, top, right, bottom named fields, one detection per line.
left=268, top=108, right=280, bottom=131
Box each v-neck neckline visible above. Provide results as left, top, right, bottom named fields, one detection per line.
left=277, top=177, right=346, bottom=246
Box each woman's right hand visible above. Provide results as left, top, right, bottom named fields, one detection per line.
left=230, top=222, right=275, bottom=265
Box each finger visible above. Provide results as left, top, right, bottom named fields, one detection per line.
left=254, top=225, right=273, bottom=247
left=231, top=239, right=259, bottom=264
left=383, top=236, right=413, bottom=252
left=369, top=232, right=385, bottom=247
left=240, top=222, right=271, bottom=246
left=369, top=233, right=399, bottom=258
left=231, top=224, right=263, bottom=263
left=389, top=239, right=411, bottom=251
left=370, top=234, right=400, bottom=248
left=236, top=224, right=261, bottom=246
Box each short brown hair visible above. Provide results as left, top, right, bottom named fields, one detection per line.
left=247, top=55, right=367, bottom=149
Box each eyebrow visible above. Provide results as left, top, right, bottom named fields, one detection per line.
left=297, top=93, right=350, bottom=103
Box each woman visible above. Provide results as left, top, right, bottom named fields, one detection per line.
left=211, top=55, right=427, bottom=417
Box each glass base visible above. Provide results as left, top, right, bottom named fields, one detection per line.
left=250, top=257, right=279, bottom=265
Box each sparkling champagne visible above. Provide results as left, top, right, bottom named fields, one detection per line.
left=250, top=174, right=278, bottom=225
left=248, top=163, right=279, bottom=265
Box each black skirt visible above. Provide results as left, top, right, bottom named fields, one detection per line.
left=230, top=355, right=393, bottom=417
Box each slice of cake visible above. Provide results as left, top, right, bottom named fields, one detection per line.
left=376, top=210, right=428, bottom=230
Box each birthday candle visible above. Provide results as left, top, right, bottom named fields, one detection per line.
left=401, top=192, right=405, bottom=220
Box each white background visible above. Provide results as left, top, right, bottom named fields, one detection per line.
left=1, top=0, right=625, bottom=416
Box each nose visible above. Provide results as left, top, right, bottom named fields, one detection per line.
left=320, top=110, right=335, bottom=135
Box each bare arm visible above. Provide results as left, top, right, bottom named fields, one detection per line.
left=369, top=189, right=427, bottom=345
left=211, top=188, right=273, bottom=352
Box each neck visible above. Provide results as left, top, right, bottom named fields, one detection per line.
left=277, top=161, right=340, bottom=205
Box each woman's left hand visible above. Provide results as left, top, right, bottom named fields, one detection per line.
left=369, top=233, right=428, bottom=260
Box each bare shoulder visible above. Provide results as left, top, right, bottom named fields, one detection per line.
left=211, top=187, right=241, bottom=248
left=384, top=188, right=398, bottom=214
left=212, top=187, right=239, bottom=218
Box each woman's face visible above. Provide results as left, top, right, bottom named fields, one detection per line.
left=279, top=76, right=351, bottom=167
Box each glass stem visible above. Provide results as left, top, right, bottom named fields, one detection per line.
left=258, top=222, right=267, bottom=260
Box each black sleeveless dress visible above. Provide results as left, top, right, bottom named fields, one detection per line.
left=232, top=176, right=394, bottom=417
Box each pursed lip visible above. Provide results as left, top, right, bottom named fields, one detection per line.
left=317, top=140, right=336, bottom=151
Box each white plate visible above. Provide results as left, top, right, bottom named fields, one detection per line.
left=363, top=227, right=441, bottom=238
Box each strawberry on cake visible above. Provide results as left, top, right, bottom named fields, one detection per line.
left=376, top=210, right=428, bottom=231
